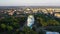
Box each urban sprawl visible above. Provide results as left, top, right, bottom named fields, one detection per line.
left=0, top=8, right=60, bottom=18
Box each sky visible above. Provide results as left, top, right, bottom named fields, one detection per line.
left=0, top=0, right=60, bottom=6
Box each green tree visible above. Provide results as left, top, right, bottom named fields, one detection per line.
left=1, top=24, right=6, bottom=29
left=7, top=26, right=13, bottom=31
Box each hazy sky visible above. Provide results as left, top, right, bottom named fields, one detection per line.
left=0, top=0, right=60, bottom=6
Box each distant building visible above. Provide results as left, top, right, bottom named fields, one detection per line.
left=55, top=13, right=60, bottom=18
left=8, top=10, right=15, bottom=15
left=24, top=8, right=32, bottom=14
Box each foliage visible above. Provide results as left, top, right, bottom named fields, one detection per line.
left=0, top=13, right=60, bottom=34
left=1, top=24, right=6, bottom=29
left=35, top=13, right=60, bottom=27
left=22, top=26, right=38, bottom=34
left=7, top=26, right=13, bottom=31
left=46, top=26, right=60, bottom=32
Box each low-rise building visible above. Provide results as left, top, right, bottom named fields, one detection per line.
left=55, top=13, right=60, bottom=18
